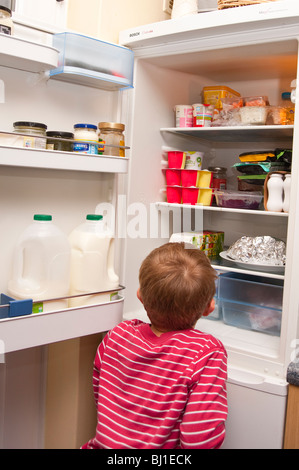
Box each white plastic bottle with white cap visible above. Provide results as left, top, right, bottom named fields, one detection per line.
left=68, top=214, right=119, bottom=307
left=8, top=214, right=71, bottom=312
left=283, top=174, right=291, bottom=213
left=266, top=174, right=284, bottom=212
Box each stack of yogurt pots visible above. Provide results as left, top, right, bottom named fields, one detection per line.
left=164, top=150, right=213, bottom=205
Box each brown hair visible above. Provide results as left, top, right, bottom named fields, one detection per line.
left=138, top=242, right=217, bottom=331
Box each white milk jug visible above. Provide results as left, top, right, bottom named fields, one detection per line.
left=266, top=173, right=284, bottom=212
left=8, top=214, right=71, bottom=312
left=68, top=214, right=119, bottom=307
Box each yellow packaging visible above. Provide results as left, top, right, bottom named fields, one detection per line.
left=203, top=86, right=240, bottom=110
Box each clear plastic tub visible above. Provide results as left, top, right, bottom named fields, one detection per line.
left=215, top=190, right=263, bottom=209
left=239, top=106, right=269, bottom=125
left=218, top=272, right=283, bottom=336
left=50, top=32, right=134, bottom=89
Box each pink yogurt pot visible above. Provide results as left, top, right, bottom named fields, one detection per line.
left=165, top=169, right=181, bottom=186
left=181, top=170, right=198, bottom=187
left=166, top=186, right=182, bottom=204
left=167, top=151, right=185, bottom=169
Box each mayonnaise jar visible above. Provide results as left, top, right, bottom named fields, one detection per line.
left=73, top=123, right=98, bottom=155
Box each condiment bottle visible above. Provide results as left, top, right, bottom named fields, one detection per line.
left=208, top=166, right=227, bottom=190
left=13, top=121, right=47, bottom=149
left=73, top=123, right=98, bottom=154
left=266, top=173, right=283, bottom=212
left=98, top=122, right=125, bottom=157
left=46, top=131, right=74, bottom=152
left=283, top=174, right=291, bottom=213
left=0, top=5, right=14, bottom=35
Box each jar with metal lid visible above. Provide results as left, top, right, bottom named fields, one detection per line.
left=208, top=166, right=227, bottom=190
left=73, top=123, right=98, bottom=155
left=46, top=131, right=74, bottom=152
left=98, top=122, right=125, bottom=157
left=0, top=5, right=14, bottom=35
left=13, top=121, right=47, bottom=149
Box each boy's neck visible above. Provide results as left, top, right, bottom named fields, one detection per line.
left=150, top=324, right=169, bottom=337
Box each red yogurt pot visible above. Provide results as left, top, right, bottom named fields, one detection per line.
left=165, top=169, right=181, bottom=186
left=167, top=151, right=185, bottom=169
left=182, top=187, right=199, bottom=205
left=166, top=186, right=182, bottom=204
left=181, top=170, right=198, bottom=187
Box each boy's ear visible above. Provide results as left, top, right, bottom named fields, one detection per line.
left=137, top=288, right=143, bottom=304
left=202, top=298, right=215, bottom=317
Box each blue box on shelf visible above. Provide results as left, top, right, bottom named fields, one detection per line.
left=218, top=272, right=283, bottom=336
left=0, top=293, right=32, bottom=319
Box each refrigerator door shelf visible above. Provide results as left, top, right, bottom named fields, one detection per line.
left=0, top=295, right=124, bottom=354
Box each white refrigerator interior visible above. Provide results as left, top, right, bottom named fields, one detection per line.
left=120, top=1, right=299, bottom=449
left=1, top=1, right=299, bottom=449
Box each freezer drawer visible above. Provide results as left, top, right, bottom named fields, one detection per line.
left=222, top=367, right=288, bottom=449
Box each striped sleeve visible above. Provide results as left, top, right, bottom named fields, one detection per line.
left=179, top=347, right=228, bottom=449
left=92, top=331, right=110, bottom=406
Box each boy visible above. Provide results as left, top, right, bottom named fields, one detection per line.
left=83, top=242, right=227, bottom=449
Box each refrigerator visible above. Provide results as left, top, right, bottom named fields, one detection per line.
left=0, top=0, right=298, bottom=449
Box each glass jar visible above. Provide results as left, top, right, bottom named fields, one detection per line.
left=46, top=131, right=74, bottom=152
left=98, top=122, right=125, bottom=157
left=13, top=121, right=47, bottom=149
left=208, top=166, right=227, bottom=190
left=0, top=5, right=14, bottom=35
left=73, top=124, right=98, bottom=155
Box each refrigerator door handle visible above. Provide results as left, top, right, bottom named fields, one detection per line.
left=227, top=367, right=288, bottom=396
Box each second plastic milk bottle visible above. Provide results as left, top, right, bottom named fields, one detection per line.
left=68, top=214, right=119, bottom=307
left=8, top=214, right=71, bottom=313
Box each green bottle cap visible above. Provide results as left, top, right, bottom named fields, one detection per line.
left=34, top=214, right=52, bottom=221
left=86, top=214, right=103, bottom=221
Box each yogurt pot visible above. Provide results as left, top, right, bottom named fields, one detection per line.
left=165, top=169, right=181, bottom=186
left=166, top=186, right=182, bottom=204
left=192, top=104, right=214, bottom=127
left=167, top=151, right=186, bottom=169
left=174, top=105, right=193, bottom=127
left=184, top=151, right=203, bottom=170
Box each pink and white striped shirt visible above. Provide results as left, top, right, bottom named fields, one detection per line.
left=83, top=319, right=227, bottom=449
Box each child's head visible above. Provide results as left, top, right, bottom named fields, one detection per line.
left=138, top=242, right=217, bottom=331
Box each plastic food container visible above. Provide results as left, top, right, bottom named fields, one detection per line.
left=215, top=190, right=263, bottom=209
left=192, top=104, right=214, bottom=127
left=166, top=186, right=182, bottom=204
left=239, top=106, right=269, bottom=125
left=182, top=187, right=213, bottom=205
left=202, top=86, right=241, bottom=110
left=243, top=96, right=269, bottom=107
left=164, top=169, right=181, bottom=186
left=268, top=106, right=288, bottom=125
left=218, top=272, right=283, bottom=336
left=174, top=105, right=193, bottom=127
left=181, top=169, right=212, bottom=187
left=167, top=151, right=185, bottom=169
left=184, top=151, right=204, bottom=169
left=238, top=151, right=276, bottom=162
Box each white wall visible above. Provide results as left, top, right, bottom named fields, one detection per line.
left=67, top=0, right=170, bottom=44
